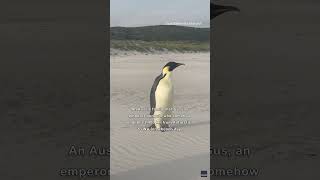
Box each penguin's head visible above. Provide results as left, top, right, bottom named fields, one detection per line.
left=162, top=61, right=185, bottom=75
left=211, top=3, right=240, bottom=19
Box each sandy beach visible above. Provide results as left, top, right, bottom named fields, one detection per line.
left=110, top=52, right=210, bottom=179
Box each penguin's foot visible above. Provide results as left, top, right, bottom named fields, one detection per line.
left=148, top=123, right=156, bottom=129
left=160, top=124, right=170, bottom=132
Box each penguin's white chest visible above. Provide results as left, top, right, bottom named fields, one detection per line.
left=155, top=77, right=173, bottom=109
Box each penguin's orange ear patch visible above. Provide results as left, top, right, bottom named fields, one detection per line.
left=162, top=66, right=170, bottom=74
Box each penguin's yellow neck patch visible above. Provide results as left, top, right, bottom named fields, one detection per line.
left=162, top=66, right=170, bottom=75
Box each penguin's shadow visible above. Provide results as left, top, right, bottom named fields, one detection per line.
left=172, top=120, right=210, bottom=129
left=138, top=121, right=210, bottom=132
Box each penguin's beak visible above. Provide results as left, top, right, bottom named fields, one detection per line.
left=176, top=63, right=185, bottom=67
left=211, top=4, right=240, bottom=19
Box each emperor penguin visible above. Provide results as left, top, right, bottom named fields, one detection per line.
left=149, top=62, right=185, bottom=131
left=211, top=2, right=240, bottom=19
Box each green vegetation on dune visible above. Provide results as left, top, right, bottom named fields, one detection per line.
left=111, top=40, right=209, bottom=52
left=110, top=25, right=210, bottom=53
left=111, top=25, right=209, bottom=42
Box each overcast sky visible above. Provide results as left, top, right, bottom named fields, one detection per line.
left=111, top=0, right=210, bottom=27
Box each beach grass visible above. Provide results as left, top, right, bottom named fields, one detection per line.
left=111, top=40, right=209, bottom=53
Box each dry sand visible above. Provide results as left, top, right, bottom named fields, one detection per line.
left=110, top=52, right=210, bottom=179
